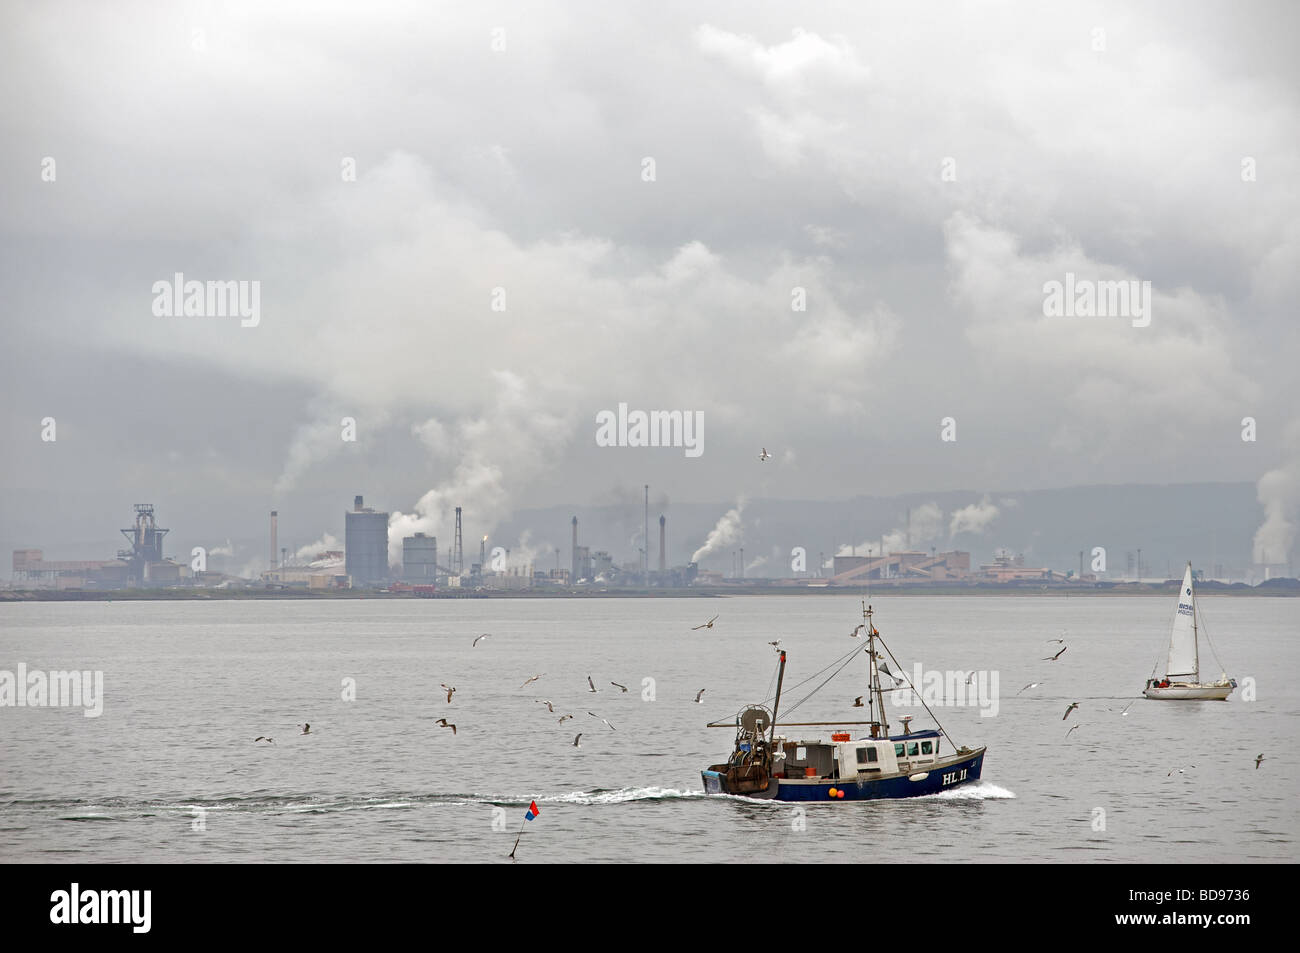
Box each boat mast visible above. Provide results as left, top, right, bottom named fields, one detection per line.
left=1189, top=561, right=1200, bottom=681
left=865, top=602, right=889, bottom=738
left=769, top=650, right=787, bottom=746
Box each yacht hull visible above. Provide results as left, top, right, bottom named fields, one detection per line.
left=1143, top=683, right=1233, bottom=700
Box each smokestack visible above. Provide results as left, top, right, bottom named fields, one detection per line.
left=571, top=516, right=578, bottom=583
left=480, top=536, right=487, bottom=574
left=644, top=484, right=649, bottom=582
left=270, top=511, right=278, bottom=569
left=659, top=514, right=666, bottom=574
left=454, top=507, right=463, bottom=576
left=354, top=495, right=363, bottom=512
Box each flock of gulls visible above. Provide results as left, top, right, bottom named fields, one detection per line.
left=247, top=615, right=1266, bottom=778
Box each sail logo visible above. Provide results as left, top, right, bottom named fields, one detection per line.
left=594, top=403, right=704, bottom=458
left=889, top=664, right=999, bottom=718
left=1042, top=272, right=1151, bottom=327
left=0, top=664, right=103, bottom=717
left=1178, top=602, right=1193, bottom=616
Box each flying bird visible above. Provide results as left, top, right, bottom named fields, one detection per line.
left=694, top=689, right=706, bottom=703
left=536, top=699, right=555, bottom=713
left=1017, top=682, right=1041, bottom=695
left=1045, top=638, right=1064, bottom=644
left=692, top=615, right=719, bottom=631
left=298, top=723, right=311, bottom=734
left=767, top=640, right=781, bottom=647
left=1254, top=754, right=1265, bottom=770
left=587, top=676, right=599, bottom=693
left=1168, top=765, right=1195, bottom=777
left=558, top=714, right=574, bottom=725
left=254, top=736, right=274, bottom=744
left=441, top=684, right=456, bottom=703
left=587, top=711, right=615, bottom=730
left=1043, top=646, right=1068, bottom=661
left=852, top=696, right=864, bottom=708
left=759, top=448, right=771, bottom=462
left=572, top=733, right=582, bottom=747
left=610, top=681, right=628, bottom=693
left=849, top=624, right=865, bottom=638
left=1062, top=702, right=1079, bottom=721
left=472, top=634, right=491, bottom=647
left=964, top=671, right=978, bottom=685
left=1065, top=724, right=1081, bottom=738
left=435, top=718, right=457, bottom=735
left=519, top=674, right=544, bottom=689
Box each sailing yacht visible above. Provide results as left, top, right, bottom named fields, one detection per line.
left=701, top=604, right=986, bottom=800
left=1143, top=563, right=1237, bottom=700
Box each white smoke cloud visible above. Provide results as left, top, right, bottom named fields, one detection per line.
left=387, top=371, right=572, bottom=565
left=1252, top=420, right=1300, bottom=566
left=691, top=499, right=746, bottom=564
left=295, top=533, right=341, bottom=562
left=836, top=502, right=945, bottom=556
left=949, top=496, right=1000, bottom=537
left=207, top=539, right=235, bottom=557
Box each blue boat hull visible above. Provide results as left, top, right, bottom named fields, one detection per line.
left=703, top=749, right=985, bottom=801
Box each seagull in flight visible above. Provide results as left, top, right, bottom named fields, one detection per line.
left=472, top=633, right=491, bottom=647
left=441, top=684, right=456, bottom=703
left=587, top=676, right=599, bottom=693
left=692, top=615, right=719, bottom=631
left=1168, top=764, right=1195, bottom=777
left=536, top=699, right=554, bottom=713
left=610, top=681, right=628, bottom=693
left=587, top=711, right=616, bottom=730
left=435, top=718, right=457, bottom=735
left=1017, top=682, right=1041, bottom=696
left=852, top=696, right=864, bottom=708
left=1062, top=702, right=1079, bottom=721
left=254, top=736, right=274, bottom=744
left=964, top=671, right=978, bottom=685
left=1065, top=724, right=1081, bottom=738
left=759, top=448, right=771, bottom=462
left=519, top=674, right=544, bottom=689
left=1254, top=754, right=1265, bottom=770
left=694, top=689, right=706, bottom=703
left=1043, top=646, right=1068, bottom=661
left=558, top=714, right=574, bottom=725
left=572, top=733, right=583, bottom=748
left=298, top=723, right=312, bottom=734
left=849, top=624, right=865, bottom=638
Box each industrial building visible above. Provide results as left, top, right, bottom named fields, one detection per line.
left=829, top=550, right=971, bottom=585
left=402, top=533, right=439, bottom=582
left=10, top=504, right=188, bottom=590
left=345, top=495, right=390, bottom=586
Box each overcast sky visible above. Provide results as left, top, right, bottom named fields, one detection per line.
left=2, top=1, right=1297, bottom=569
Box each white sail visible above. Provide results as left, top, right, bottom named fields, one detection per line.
left=1166, top=564, right=1199, bottom=679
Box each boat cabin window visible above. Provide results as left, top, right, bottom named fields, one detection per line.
left=894, top=743, right=905, bottom=757
left=921, top=741, right=933, bottom=755
left=796, top=746, right=806, bottom=760
left=857, top=746, right=878, bottom=764
left=907, top=742, right=919, bottom=757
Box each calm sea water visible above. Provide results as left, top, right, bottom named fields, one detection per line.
left=1, top=595, right=1295, bottom=863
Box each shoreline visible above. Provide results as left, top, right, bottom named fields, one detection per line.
left=1, top=583, right=1294, bottom=602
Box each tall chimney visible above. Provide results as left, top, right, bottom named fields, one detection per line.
left=354, top=495, right=363, bottom=512
left=659, top=514, right=666, bottom=574
left=571, top=516, right=578, bottom=583
left=270, top=511, right=278, bottom=569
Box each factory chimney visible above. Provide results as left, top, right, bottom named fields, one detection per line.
left=271, top=511, right=278, bottom=569
left=571, top=516, right=578, bottom=583
left=454, top=507, right=464, bottom=576
left=659, top=515, right=666, bottom=574
left=354, top=495, right=364, bottom=512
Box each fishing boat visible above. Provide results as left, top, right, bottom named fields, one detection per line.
left=701, top=603, right=986, bottom=801
left=1143, top=562, right=1236, bottom=700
